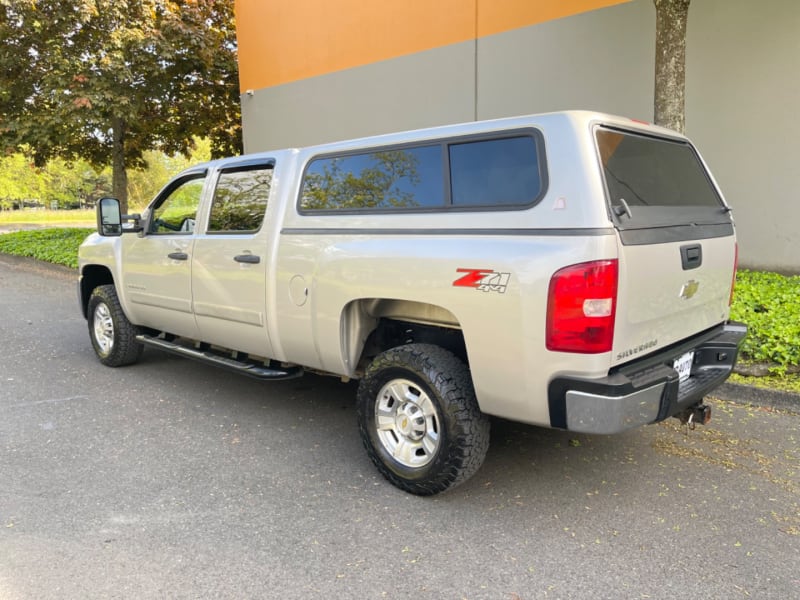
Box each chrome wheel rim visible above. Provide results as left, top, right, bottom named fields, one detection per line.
left=374, top=378, right=440, bottom=468
left=93, top=302, right=114, bottom=356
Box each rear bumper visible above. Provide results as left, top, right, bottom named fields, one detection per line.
left=547, top=321, right=747, bottom=434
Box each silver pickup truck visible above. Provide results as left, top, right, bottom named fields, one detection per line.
left=78, top=111, right=746, bottom=495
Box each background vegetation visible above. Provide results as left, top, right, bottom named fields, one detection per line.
left=0, top=0, right=239, bottom=213
left=0, top=137, right=210, bottom=213
left=729, top=270, right=800, bottom=370
left=0, top=228, right=93, bottom=269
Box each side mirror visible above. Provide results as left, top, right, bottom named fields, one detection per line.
left=96, top=198, right=143, bottom=236
left=97, top=197, right=122, bottom=236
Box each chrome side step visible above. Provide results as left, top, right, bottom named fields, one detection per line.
left=136, top=334, right=303, bottom=380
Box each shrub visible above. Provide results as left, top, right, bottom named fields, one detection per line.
left=0, top=228, right=93, bottom=269
left=730, top=270, right=800, bottom=368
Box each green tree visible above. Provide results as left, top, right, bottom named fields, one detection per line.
left=41, top=158, right=113, bottom=209
left=128, top=137, right=211, bottom=209
left=653, top=0, right=690, bottom=133
left=0, top=152, right=112, bottom=210
left=0, top=153, right=44, bottom=210
left=0, top=0, right=241, bottom=214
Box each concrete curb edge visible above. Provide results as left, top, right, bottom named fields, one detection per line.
left=713, top=381, right=800, bottom=413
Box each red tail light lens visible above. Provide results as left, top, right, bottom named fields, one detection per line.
left=546, top=260, right=618, bottom=353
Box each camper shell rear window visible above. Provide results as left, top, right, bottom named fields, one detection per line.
left=596, top=127, right=731, bottom=236
left=298, top=130, right=547, bottom=213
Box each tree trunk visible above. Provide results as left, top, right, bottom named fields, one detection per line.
left=653, top=0, right=690, bottom=133
left=111, top=116, right=129, bottom=215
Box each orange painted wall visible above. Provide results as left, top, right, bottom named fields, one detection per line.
left=235, top=0, right=631, bottom=92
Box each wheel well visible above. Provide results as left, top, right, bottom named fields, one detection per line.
left=361, top=319, right=468, bottom=369
left=342, top=299, right=468, bottom=374
left=79, top=265, right=114, bottom=318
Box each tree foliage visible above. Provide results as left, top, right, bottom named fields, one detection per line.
left=127, top=136, right=210, bottom=209
left=0, top=0, right=241, bottom=212
left=0, top=138, right=209, bottom=212
left=0, top=152, right=112, bottom=210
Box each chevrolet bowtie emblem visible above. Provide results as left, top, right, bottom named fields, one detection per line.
left=680, top=280, right=700, bottom=300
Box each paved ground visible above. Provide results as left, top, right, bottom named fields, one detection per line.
left=1, top=255, right=798, bottom=599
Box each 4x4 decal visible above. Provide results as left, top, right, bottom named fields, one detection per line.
left=453, top=268, right=511, bottom=294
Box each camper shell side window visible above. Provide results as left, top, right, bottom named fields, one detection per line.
left=298, top=129, right=548, bottom=214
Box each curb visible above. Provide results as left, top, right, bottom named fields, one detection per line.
left=712, top=381, right=800, bottom=413
left=0, top=252, right=76, bottom=278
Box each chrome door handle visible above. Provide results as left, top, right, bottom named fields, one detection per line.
left=168, top=252, right=189, bottom=260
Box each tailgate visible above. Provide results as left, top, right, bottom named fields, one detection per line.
left=613, top=235, right=735, bottom=366
left=594, top=125, right=737, bottom=367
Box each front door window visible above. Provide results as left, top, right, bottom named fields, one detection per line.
left=150, top=177, right=205, bottom=234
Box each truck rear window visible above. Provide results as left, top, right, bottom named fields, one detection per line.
left=595, top=127, right=733, bottom=242
left=596, top=128, right=722, bottom=211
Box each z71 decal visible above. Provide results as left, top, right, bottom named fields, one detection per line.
left=453, top=268, right=511, bottom=294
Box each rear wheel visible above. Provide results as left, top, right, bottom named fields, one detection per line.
left=87, top=284, right=143, bottom=367
left=356, top=344, right=490, bottom=495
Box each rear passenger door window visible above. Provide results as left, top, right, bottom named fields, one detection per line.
left=208, top=166, right=273, bottom=233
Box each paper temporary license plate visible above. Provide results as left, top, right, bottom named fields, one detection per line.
left=673, top=351, right=695, bottom=383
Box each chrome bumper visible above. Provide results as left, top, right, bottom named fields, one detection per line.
left=548, top=321, right=747, bottom=434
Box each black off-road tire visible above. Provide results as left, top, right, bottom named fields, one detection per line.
left=356, top=343, right=490, bottom=495
left=87, top=284, right=143, bottom=367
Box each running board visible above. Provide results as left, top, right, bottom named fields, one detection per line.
left=136, top=334, right=304, bottom=380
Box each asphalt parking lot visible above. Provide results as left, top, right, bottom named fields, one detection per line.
left=1, top=255, right=798, bottom=599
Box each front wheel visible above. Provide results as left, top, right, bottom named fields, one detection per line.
left=87, top=284, right=143, bottom=367
left=356, top=344, right=490, bottom=495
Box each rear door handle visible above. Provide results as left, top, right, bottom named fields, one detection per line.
left=168, top=252, right=189, bottom=261
left=234, top=254, right=261, bottom=264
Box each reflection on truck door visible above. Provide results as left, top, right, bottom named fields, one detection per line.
left=190, top=163, right=276, bottom=358
left=123, top=174, right=204, bottom=339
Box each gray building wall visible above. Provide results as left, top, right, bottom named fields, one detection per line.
left=240, top=0, right=798, bottom=271
left=241, top=41, right=477, bottom=150
left=240, top=1, right=654, bottom=151
left=686, top=0, right=800, bottom=272
left=476, top=1, right=654, bottom=121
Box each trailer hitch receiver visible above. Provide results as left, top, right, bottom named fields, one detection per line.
left=677, top=403, right=711, bottom=430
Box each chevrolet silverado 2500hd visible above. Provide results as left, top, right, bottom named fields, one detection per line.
left=78, top=111, right=746, bottom=495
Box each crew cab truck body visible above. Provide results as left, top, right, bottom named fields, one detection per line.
left=79, top=111, right=746, bottom=495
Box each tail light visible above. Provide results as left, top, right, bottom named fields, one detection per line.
left=729, top=243, right=738, bottom=306
left=546, top=260, right=618, bottom=353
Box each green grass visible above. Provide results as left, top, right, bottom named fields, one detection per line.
left=0, top=227, right=93, bottom=269
left=0, top=209, right=95, bottom=226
